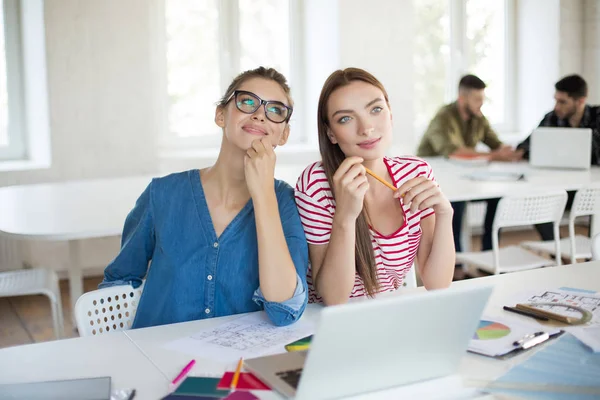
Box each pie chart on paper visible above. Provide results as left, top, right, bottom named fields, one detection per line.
left=473, top=320, right=511, bottom=340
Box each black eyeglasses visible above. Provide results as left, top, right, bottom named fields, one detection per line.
left=225, top=90, right=293, bottom=123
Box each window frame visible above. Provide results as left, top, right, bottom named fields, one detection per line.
left=159, top=0, right=305, bottom=153
left=0, top=0, right=27, bottom=161
left=449, top=0, right=516, bottom=134
left=415, top=0, right=517, bottom=139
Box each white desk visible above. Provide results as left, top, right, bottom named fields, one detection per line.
left=0, top=332, right=168, bottom=400
left=0, top=262, right=598, bottom=399
left=276, top=158, right=600, bottom=202
left=424, top=158, right=600, bottom=202
left=125, top=262, right=599, bottom=399
left=0, top=176, right=152, bottom=312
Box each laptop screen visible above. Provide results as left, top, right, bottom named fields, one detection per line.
left=0, top=377, right=111, bottom=400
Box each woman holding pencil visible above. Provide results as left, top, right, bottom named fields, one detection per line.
left=294, top=68, right=455, bottom=305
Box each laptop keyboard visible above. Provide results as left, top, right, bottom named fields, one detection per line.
left=276, top=368, right=303, bottom=389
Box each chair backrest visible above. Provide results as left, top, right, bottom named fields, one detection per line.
left=569, top=184, right=600, bottom=262
left=401, top=264, right=418, bottom=289
left=570, top=183, right=600, bottom=219
left=75, top=283, right=144, bottom=337
left=492, top=190, right=568, bottom=268
left=592, top=233, right=600, bottom=261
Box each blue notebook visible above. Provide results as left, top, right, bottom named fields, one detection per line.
left=486, top=334, right=600, bottom=399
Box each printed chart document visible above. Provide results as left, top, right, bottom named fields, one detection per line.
left=468, top=316, right=561, bottom=358
left=164, top=312, right=315, bottom=363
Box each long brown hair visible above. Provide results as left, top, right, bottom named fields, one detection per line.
left=317, top=68, right=391, bottom=296
left=217, top=66, right=293, bottom=110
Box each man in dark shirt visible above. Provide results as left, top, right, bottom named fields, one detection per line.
left=517, top=74, right=600, bottom=240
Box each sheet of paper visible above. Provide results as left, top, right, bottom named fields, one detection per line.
left=523, top=289, right=600, bottom=323
left=482, top=334, right=600, bottom=399
left=164, top=312, right=315, bottom=363
left=467, top=316, right=561, bottom=357
left=519, top=289, right=600, bottom=352
left=569, top=325, right=600, bottom=352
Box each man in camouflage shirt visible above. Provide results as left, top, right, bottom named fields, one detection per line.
left=417, top=75, right=522, bottom=275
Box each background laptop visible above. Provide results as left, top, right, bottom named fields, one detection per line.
left=245, top=285, right=492, bottom=400
left=530, top=127, right=592, bottom=170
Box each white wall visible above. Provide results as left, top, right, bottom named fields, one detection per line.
left=0, top=0, right=162, bottom=274
left=516, top=0, right=560, bottom=135
left=559, top=0, right=584, bottom=76
left=583, top=0, right=600, bottom=103
left=338, top=0, right=415, bottom=155
left=0, top=0, right=160, bottom=188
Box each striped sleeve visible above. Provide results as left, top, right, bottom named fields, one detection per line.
left=294, top=162, right=335, bottom=245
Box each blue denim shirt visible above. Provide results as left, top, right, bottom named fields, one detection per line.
left=99, top=170, right=309, bottom=328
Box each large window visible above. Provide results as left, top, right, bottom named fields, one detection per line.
left=0, top=0, right=26, bottom=161
left=164, top=0, right=298, bottom=149
left=0, top=2, right=8, bottom=148
left=413, top=0, right=515, bottom=134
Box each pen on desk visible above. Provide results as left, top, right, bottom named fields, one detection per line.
left=518, top=332, right=550, bottom=349
left=513, top=331, right=545, bottom=346
left=503, top=305, right=549, bottom=321
left=364, top=167, right=398, bottom=192
left=170, top=359, right=196, bottom=388
left=230, top=357, right=244, bottom=392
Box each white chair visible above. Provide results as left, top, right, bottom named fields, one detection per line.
left=0, top=268, right=65, bottom=339
left=402, top=264, right=418, bottom=289
left=592, top=233, right=600, bottom=261
left=456, top=190, right=568, bottom=275
left=75, top=282, right=144, bottom=337
left=521, top=184, right=600, bottom=264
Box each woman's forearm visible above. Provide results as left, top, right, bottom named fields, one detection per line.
left=420, top=214, right=455, bottom=289
left=253, top=191, right=298, bottom=302
left=314, top=216, right=357, bottom=305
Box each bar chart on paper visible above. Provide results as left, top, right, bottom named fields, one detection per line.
left=473, top=320, right=511, bottom=340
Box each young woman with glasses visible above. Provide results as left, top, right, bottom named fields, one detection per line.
left=100, top=67, right=308, bottom=328
left=295, top=68, right=454, bottom=305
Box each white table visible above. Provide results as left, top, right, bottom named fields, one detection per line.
left=0, top=332, right=168, bottom=399
left=124, top=262, right=599, bottom=399
left=424, top=158, right=600, bottom=202
left=0, top=176, right=152, bottom=312
left=1, top=160, right=598, bottom=313
left=276, top=158, right=600, bottom=202
left=0, top=262, right=598, bottom=399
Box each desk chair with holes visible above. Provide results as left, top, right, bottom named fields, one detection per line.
left=74, top=283, right=144, bottom=336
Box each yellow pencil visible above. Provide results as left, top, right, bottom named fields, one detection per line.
left=230, top=357, right=244, bottom=392
left=364, top=167, right=397, bottom=192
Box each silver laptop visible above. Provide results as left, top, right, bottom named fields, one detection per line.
left=530, top=127, right=592, bottom=170
left=245, top=285, right=492, bottom=400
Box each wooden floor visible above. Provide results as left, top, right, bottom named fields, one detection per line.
left=0, top=226, right=588, bottom=349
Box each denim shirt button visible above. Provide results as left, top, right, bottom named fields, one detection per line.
left=213, top=242, right=218, bottom=248
left=207, top=275, right=213, bottom=281
left=205, top=308, right=211, bottom=314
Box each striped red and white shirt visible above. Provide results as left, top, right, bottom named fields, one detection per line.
left=294, top=156, right=436, bottom=302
